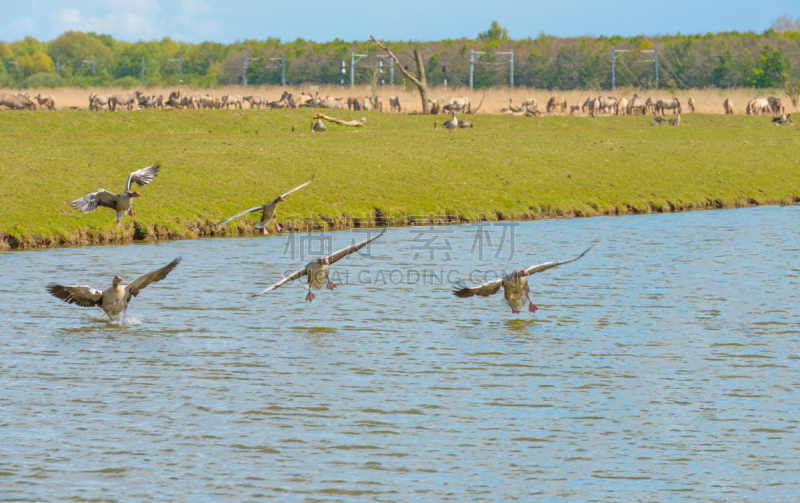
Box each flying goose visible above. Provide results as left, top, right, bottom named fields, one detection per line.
left=453, top=248, right=591, bottom=314
left=311, top=117, right=326, bottom=132
left=69, top=164, right=160, bottom=227
left=217, top=176, right=314, bottom=234
left=47, top=257, right=181, bottom=321
left=253, top=229, right=386, bottom=301
left=773, top=113, right=793, bottom=125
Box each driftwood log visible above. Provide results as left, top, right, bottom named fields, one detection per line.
left=314, top=113, right=367, bottom=127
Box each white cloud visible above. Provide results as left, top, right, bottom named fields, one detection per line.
left=54, top=7, right=155, bottom=40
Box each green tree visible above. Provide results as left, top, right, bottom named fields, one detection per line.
left=20, top=50, right=55, bottom=76
left=478, top=21, right=509, bottom=43
left=747, top=45, right=789, bottom=88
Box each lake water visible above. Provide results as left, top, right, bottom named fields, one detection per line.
left=1, top=205, right=799, bottom=502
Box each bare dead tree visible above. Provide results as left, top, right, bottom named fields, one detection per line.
left=785, top=78, right=800, bottom=109
left=370, top=35, right=429, bottom=114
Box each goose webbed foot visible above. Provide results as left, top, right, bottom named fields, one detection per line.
left=262, top=228, right=269, bottom=235
left=305, top=291, right=315, bottom=302
left=275, top=223, right=282, bottom=232
left=326, top=281, right=336, bottom=291
left=511, top=309, right=520, bottom=314
left=116, top=220, right=121, bottom=228
left=526, top=294, right=538, bottom=313
left=128, top=208, right=135, bottom=216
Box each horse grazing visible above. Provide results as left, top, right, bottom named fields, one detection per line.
left=655, top=98, right=681, bottom=115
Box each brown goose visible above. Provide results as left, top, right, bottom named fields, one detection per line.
left=458, top=119, right=473, bottom=128
left=773, top=113, right=793, bottom=125
left=253, top=229, right=386, bottom=301
left=508, top=98, right=522, bottom=113
left=652, top=114, right=668, bottom=125
left=47, top=257, right=181, bottom=321
left=453, top=248, right=591, bottom=314
left=216, top=176, right=314, bottom=234
left=311, top=117, right=326, bottom=132
left=70, top=164, right=160, bottom=227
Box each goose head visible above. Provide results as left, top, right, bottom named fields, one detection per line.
left=112, top=275, right=122, bottom=286
left=123, top=190, right=141, bottom=198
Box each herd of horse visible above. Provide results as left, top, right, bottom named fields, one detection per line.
left=0, top=89, right=789, bottom=117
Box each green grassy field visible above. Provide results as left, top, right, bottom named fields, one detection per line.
left=1, top=109, right=798, bottom=249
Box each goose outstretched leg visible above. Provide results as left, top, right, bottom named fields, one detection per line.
left=527, top=294, right=538, bottom=313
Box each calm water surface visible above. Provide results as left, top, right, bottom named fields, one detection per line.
left=1, top=206, right=799, bottom=502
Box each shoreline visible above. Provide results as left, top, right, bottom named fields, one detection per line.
left=3, top=197, right=797, bottom=251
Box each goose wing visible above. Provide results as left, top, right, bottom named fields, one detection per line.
left=47, top=284, right=103, bottom=307
left=216, top=205, right=264, bottom=226
left=281, top=175, right=315, bottom=198
left=125, top=257, right=181, bottom=298
left=325, top=228, right=386, bottom=266
left=125, top=164, right=160, bottom=191
left=452, top=278, right=503, bottom=298
left=252, top=267, right=308, bottom=296
left=70, top=189, right=117, bottom=213
left=524, top=247, right=592, bottom=276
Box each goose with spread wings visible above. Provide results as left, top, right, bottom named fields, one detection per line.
left=217, top=176, right=314, bottom=234
left=453, top=248, right=591, bottom=314
left=69, top=164, right=160, bottom=227
left=253, top=229, right=386, bottom=301
left=47, top=257, right=181, bottom=321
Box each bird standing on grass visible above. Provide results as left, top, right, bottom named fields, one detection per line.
left=453, top=248, right=591, bottom=314
left=69, top=164, right=160, bottom=228
left=217, top=176, right=314, bottom=235
left=435, top=113, right=459, bottom=133
left=253, top=229, right=386, bottom=302
left=47, top=257, right=181, bottom=321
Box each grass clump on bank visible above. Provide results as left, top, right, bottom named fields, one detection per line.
left=0, top=109, right=798, bottom=249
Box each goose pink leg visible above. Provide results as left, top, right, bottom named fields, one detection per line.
left=263, top=228, right=269, bottom=235
left=327, top=281, right=336, bottom=291
left=275, top=222, right=283, bottom=232
left=527, top=294, right=538, bottom=313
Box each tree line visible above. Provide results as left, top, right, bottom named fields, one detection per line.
left=1, top=21, right=799, bottom=91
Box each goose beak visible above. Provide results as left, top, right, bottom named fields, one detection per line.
left=280, top=197, right=285, bottom=202
left=324, top=258, right=330, bottom=265
left=134, top=191, right=141, bottom=196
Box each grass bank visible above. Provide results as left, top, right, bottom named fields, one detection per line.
left=0, top=109, right=797, bottom=249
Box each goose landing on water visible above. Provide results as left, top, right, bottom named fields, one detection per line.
left=252, top=229, right=386, bottom=302
left=47, top=257, right=181, bottom=322
left=216, top=176, right=314, bottom=234
left=453, top=248, right=591, bottom=314
left=69, top=164, right=160, bottom=228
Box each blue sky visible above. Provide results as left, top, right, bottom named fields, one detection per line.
left=4, top=0, right=799, bottom=43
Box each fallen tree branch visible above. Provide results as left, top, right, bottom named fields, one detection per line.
left=314, top=113, right=368, bottom=127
